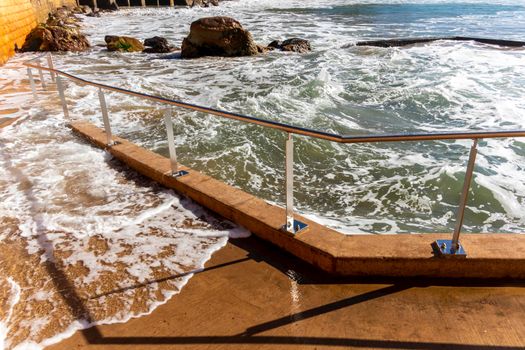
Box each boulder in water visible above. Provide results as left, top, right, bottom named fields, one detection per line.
left=143, top=36, right=178, bottom=53
left=105, top=35, right=144, bottom=52
left=266, top=38, right=311, bottom=53
left=181, top=16, right=258, bottom=59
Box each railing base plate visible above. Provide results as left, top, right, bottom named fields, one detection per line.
left=282, top=220, right=308, bottom=235
left=432, top=239, right=467, bottom=258
left=171, top=170, right=189, bottom=178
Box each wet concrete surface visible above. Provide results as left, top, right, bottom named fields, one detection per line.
left=49, top=235, right=525, bottom=350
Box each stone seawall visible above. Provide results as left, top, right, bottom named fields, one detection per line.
left=0, top=0, right=76, bottom=65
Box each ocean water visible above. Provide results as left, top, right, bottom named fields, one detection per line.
left=52, top=0, right=525, bottom=234
left=1, top=0, right=525, bottom=348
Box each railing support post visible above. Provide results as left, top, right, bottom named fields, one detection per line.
left=98, top=88, right=114, bottom=146
left=56, top=76, right=69, bottom=119
left=164, top=107, right=188, bottom=177
left=433, top=138, right=478, bottom=257
left=36, top=60, right=46, bottom=89
left=26, top=68, right=37, bottom=99
left=46, top=53, right=56, bottom=83
left=283, top=133, right=307, bottom=234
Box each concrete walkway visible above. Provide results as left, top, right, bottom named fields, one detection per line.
left=49, top=235, right=525, bottom=350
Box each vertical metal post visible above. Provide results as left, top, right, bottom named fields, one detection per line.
left=36, top=61, right=46, bottom=89
left=284, top=133, right=307, bottom=234
left=163, top=108, right=188, bottom=177
left=56, top=76, right=69, bottom=119
left=98, top=88, right=114, bottom=146
left=26, top=68, right=37, bottom=99
left=46, top=53, right=56, bottom=83
left=452, top=138, right=478, bottom=249
left=433, top=138, right=478, bottom=257
left=285, top=133, right=295, bottom=232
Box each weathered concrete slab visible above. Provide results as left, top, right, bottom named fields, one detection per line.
left=48, top=236, right=525, bottom=350
left=69, top=121, right=525, bottom=279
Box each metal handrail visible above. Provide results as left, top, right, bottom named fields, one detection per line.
left=23, top=53, right=525, bottom=257
left=23, top=59, right=525, bottom=143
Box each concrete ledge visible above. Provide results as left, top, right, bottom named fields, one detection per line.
left=70, top=121, right=525, bottom=279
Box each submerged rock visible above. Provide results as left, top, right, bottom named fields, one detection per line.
left=181, top=17, right=258, bottom=59
left=143, top=36, right=178, bottom=53
left=355, top=37, right=525, bottom=48
left=267, top=40, right=281, bottom=50
left=281, top=38, right=311, bottom=52
left=268, top=38, right=311, bottom=53
left=105, top=35, right=144, bottom=52
left=174, top=0, right=219, bottom=6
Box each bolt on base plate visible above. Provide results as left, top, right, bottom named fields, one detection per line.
left=432, top=239, right=467, bottom=258
left=282, top=220, right=308, bottom=235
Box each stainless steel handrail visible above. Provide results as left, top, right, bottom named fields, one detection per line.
left=23, top=53, right=525, bottom=257
left=23, top=60, right=525, bottom=143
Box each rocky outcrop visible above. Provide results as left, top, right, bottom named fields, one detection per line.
left=20, top=8, right=90, bottom=52
left=355, top=37, right=525, bottom=48
left=174, top=0, right=219, bottom=7
left=1, top=0, right=78, bottom=64
left=181, top=17, right=258, bottom=59
left=267, top=38, right=311, bottom=53
left=105, top=35, right=144, bottom=52
left=143, top=36, right=178, bottom=53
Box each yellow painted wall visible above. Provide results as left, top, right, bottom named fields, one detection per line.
left=0, top=0, right=77, bottom=65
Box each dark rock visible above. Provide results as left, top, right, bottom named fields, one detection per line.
left=173, top=0, right=219, bottom=6
left=105, top=35, right=144, bottom=52
left=280, top=38, right=311, bottom=53
left=143, top=36, right=178, bottom=53
left=181, top=17, right=258, bottom=59
left=86, top=11, right=101, bottom=17
left=355, top=37, right=525, bottom=48
left=21, top=25, right=90, bottom=52
left=267, top=40, right=281, bottom=49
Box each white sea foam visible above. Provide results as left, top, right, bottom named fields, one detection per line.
left=0, top=56, right=249, bottom=349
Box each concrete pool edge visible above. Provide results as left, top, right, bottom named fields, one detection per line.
left=70, top=121, right=525, bottom=279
